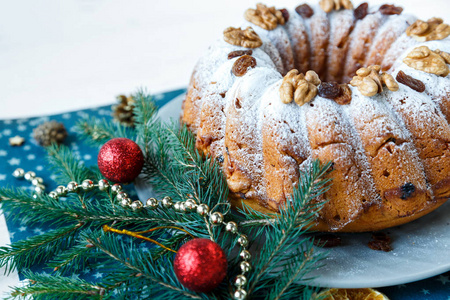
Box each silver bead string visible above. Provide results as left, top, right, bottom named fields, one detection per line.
left=13, top=168, right=250, bottom=300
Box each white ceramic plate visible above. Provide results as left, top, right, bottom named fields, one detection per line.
left=136, top=94, right=450, bottom=288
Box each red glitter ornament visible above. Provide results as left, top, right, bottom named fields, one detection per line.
left=174, top=238, right=228, bottom=293
left=97, top=138, right=144, bottom=183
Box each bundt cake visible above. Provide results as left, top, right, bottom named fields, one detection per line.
left=181, top=1, right=450, bottom=232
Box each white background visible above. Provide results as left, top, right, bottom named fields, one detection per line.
left=0, top=0, right=448, bottom=120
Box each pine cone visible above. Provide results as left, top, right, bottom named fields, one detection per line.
left=113, top=95, right=135, bottom=126
left=33, top=121, right=68, bottom=146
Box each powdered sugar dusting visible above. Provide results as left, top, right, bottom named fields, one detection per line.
left=242, top=20, right=294, bottom=74
left=390, top=38, right=450, bottom=98
left=365, top=14, right=417, bottom=66
left=326, top=9, right=355, bottom=81
left=343, top=11, right=385, bottom=83
left=224, top=67, right=281, bottom=200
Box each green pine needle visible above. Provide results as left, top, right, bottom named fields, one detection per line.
left=8, top=272, right=105, bottom=300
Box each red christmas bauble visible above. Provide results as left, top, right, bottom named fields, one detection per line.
left=97, top=138, right=144, bottom=183
left=174, top=238, right=228, bottom=293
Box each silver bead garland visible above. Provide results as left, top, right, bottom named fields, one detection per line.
left=12, top=168, right=251, bottom=299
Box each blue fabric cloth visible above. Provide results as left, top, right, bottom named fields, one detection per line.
left=0, top=88, right=449, bottom=299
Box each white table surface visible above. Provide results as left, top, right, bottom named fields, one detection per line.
left=1, top=0, right=448, bottom=120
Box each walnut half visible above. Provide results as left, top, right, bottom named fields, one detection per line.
left=223, top=27, right=263, bottom=49
left=319, top=0, right=353, bottom=13
left=350, top=65, right=399, bottom=97
left=406, top=18, right=450, bottom=42
left=280, top=70, right=321, bottom=106
left=403, top=46, right=450, bottom=77
left=244, top=3, right=286, bottom=31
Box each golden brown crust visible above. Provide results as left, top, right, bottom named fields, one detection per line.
left=342, top=13, right=385, bottom=83
left=306, top=10, right=330, bottom=79
left=385, top=93, right=450, bottom=202
left=326, top=10, right=355, bottom=82
left=304, top=99, right=370, bottom=230
left=285, top=12, right=311, bottom=74
left=181, top=71, right=202, bottom=133
left=365, top=15, right=415, bottom=68
left=229, top=190, right=447, bottom=232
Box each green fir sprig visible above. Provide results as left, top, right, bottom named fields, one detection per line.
left=0, top=90, right=332, bottom=299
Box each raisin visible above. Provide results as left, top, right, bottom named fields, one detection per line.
left=354, top=2, right=368, bottom=20
left=313, top=234, right=342, bottom=248
left=379, top=4, right=403, bottom=15
left=396, top=70, right=426, bottom=93
left=368, top=232, right=393, bottom=252
left=334, top=84, right=352, bottom=105
left=368, top=240, right=393, bottom=252
left=295, top=4, right=314, bottom=19
left=400, top=182, right=416, bottom=200
left=228, top=50, right=253, bottom=60
left=318, top=81, right=342, bottom=99
left=232, top=55, right=257, bottom=77
left=280, top=8, right=290, bottom=22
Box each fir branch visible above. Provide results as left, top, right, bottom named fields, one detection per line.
left=265, top=247, right=324, bottom=300
left=48, top=242, right=95, bottom=275
left=141, top=121, right=186, bottom=201
left=8, top=272, right=105, bottom=300
left=142, top=121, right=229, bottom=211
left=76, top=116, right=136, bottom=148
left=246, top=160, right=332, bottom=296
left=81, top=230, right=202, bottom=299
left=133, top=89, right=158, bottom=153
left=0, top=188, right=81, bottom=227
left=165, top=124, right=229, bottom=207
left=0, top=223, right=82, bottom=274
left=46, top=144, right=94, bottom=184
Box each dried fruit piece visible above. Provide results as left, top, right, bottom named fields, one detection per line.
left=334, top=84, right=353, bottom=105
left=319, top=288, right=390, bottom=300
left=379, top=4, right=403, bottom=15
left=400, top=182, right=416, bottom=199
left=368, top=232, right=393, bottom=252
left=228, top=50, right=253, bottom=60
left=406, top=18, right=450, bottom=41
left=279, top=69, right=321, bottom=106
left=403, top=46, right=450, bottom=77
left=396, top=71, right=426, bottom=93
left=318, top=81, right=341, bottom=99
left=280, top=8, right=290, bottom=22
left=244, top=3, right=286, bottom=30
left=295, top=4, right=314, bottom=18
left=232, top=55, right=257, bottom=77
left=223, top=27, right=262, bottom=49
left=354, top=2, right=368, bottom=20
